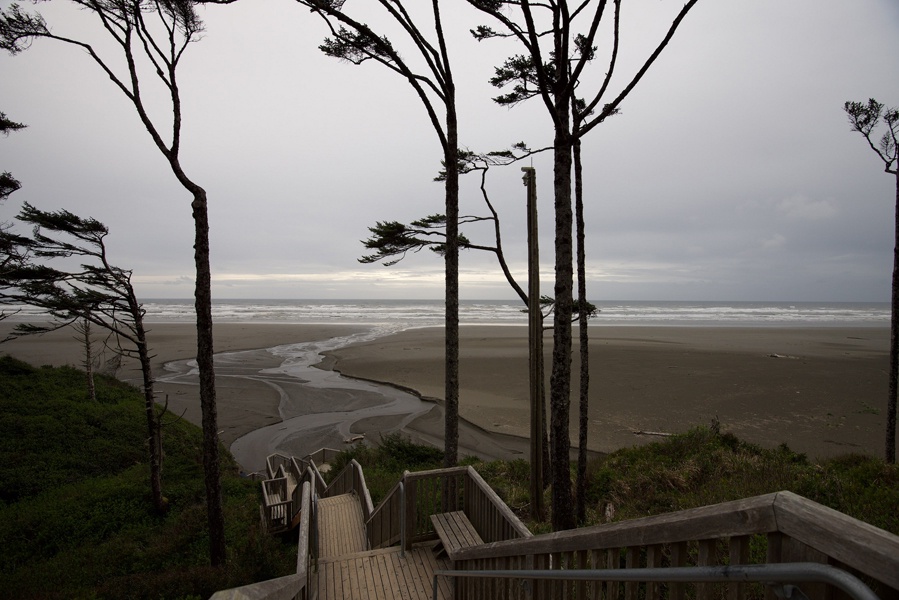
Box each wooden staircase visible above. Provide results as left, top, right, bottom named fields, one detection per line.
left=317, top=493, right=368, bottom=559
left=315, top=491, right=453, bottom=599
left=211, top=452, right=899, bottom=600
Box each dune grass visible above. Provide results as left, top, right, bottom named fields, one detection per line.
left=332, top=429, right=899, bottom=536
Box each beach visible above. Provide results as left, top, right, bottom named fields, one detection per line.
left=0, top=322, right=890, bottom=469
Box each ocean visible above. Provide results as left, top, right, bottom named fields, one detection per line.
left=4, top=298, right=889, bottom=328
left=138, top=299, right=889, bottom=328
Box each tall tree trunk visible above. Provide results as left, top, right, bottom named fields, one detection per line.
left=191, top=188, right=226, bottom=565
left=574, top=136, right=589, bottom=523
left=541, top=325, right=550, bottom=490
left=137, top=327, right=165, bottom=513
left=78, top=318, right=97, bottom=402
left=889, top=170, right=899, bottom=464
left=524, top=166, right=545, bottom=520
left=129, top=284, right=165, bottom=514
left=550, top=119, right=575, bottom=532
left=443, top=102, right=460, bottom=468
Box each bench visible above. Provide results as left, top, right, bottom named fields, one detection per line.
left=430, top=511, right=484, bottom=559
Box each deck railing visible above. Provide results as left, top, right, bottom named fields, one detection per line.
left=214, top=450, right=899, bottom=600
left=433, top=563, right=882, bottom=600
left=210, top=479, right=314, bottom=600
left=261, top=454, right=327, bottom=534
left=366, top=465, right=532, bottom=552
left=322, top=458, right=375, bottom=520
left=448, top=491, right=899, bottom=600
left=303, top=447, right=342, bottom=467
left=265, top=454, right=289, bottom=479
left=260, top=476, right=291, bottom=532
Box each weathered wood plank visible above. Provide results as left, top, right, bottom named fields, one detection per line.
left=454, top=493, right=780, bottom=560
left=773, top=490, right=899, bottom=590
left=317, top=493, right=368, bottom=559
left=431, top=511, right=485, bottom=559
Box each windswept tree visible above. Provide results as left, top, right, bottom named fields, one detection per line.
left=0, top=202, right=168, bottom=512
left=845, top=98, right=899, bottom=463
left=362, top=147, right=598, bottom=520
left=468, top=0, right=702, bottom=530
left=0, top=111, right=28, bottom=322
left=1, top=0, right=226, bottom=562
left=0, top=112, right=24, bottom=203
left=297, top=0, right=464, bottom=466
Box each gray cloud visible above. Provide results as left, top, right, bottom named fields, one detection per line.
left=1, top=0, right=898, bottom=302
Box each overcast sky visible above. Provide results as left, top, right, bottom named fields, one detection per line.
left=2, top=0, right=899, bottom=302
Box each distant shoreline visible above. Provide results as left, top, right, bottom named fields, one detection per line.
left=0, top=322, right=891, bottom=465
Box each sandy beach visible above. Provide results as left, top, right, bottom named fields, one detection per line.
left=0, top=322, right=891, bottom=469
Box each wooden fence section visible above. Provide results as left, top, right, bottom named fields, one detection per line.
left=366, top=466, right=532, bottom=553
left=450, top=491, right=899, bottom=600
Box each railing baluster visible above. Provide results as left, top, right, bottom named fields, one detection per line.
left=766, top=532, right=783, bottom=600
left=669, top=541, right=688, bottom=600
left=729, top=535, right=750, bottom=600
left=624, top=547, right=639, bottom=600
left=606, top=547, right=620, bottom=600
left=697, top=539, right=718, bottom=600
left=646, top=544, right=662, bottom=600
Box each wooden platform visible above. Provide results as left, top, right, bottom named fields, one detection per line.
left=317, top=492, right=368, bottom=559
left=315, top=492, right=453, bottom=599
left=317, top=543, right=452, bottom=600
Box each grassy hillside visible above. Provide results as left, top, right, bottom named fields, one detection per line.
left=332, top=430, right=899, bottom=536
left=0, top=356, right=295, bottom=600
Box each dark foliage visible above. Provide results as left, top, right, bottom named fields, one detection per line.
left=0, top=357, right=295, bottom=598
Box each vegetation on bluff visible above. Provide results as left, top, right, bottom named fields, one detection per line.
left=0, top=356, right=294, bottom=599
left=332, top=430, right=899, bottom=537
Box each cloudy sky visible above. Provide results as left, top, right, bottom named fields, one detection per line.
left=2, top=0, right=899, bottom=302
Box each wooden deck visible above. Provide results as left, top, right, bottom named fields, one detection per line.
left=318, top=492, right=368, bottom=559
left=317, top=543, right=452, bottom=600
left=314, top=491, right=453, bottom=599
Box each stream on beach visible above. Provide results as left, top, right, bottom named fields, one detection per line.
left=156, top=327, right=528, bottom=474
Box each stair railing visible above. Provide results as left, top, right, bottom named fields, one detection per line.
left=446, top=491, right=899, bottom=600
left=209, top=479, right=314, bottom=600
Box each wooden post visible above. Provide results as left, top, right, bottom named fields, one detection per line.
left=523, top=166, right=545, bottom=522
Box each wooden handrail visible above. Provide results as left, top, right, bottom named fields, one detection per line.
left=303, top=447, right=342, bottom=466
left=450, top=491, right=899, bottom=599
left=210, top=481, right=313, bottom=600
left=455, top=493, right=780, bottom=560
left=772, top=491, right=899, bottom=590
left=463, top=466, right=532, bottom=542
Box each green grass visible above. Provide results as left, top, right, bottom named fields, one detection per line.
left=0, top=355, right=295, bottom=599
left=340, top=428, right=898, bottom=539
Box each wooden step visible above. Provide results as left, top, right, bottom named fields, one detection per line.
left=318, top=493, right=368, bottom=559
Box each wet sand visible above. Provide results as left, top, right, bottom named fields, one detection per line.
left=330, top=326, right=891, bottom=460
left=0, top=322, right=891, bottom=469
